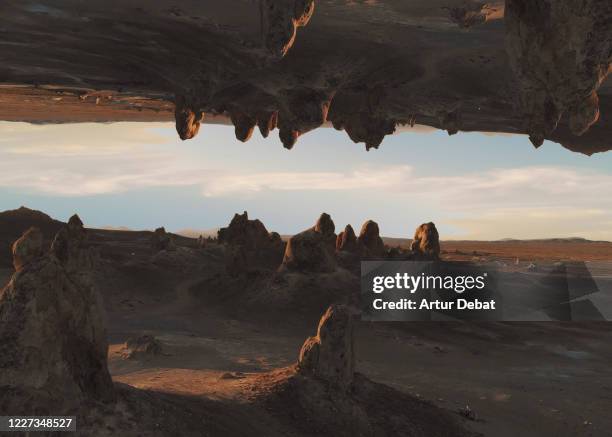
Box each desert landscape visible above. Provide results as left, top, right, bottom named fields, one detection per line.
left=1, top=1, right=612, bottom=436
left=1, top=206, right=611, bottom=436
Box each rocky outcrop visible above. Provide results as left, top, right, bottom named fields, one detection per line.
left=410, top=222, right=441, bottom=260
left=174, top=95, right=203, bottom=140
left=336, top=224, right=357, bottom=253
left=281, top=213, right=337, bottom=272
left=505, top=0, right=611, bottom=147
left=357, top=220, right=385, bottom=258
left=260, top=0, right=315, bottom=58
left=0, top=221, right=114, bottom=414
left=218, top=211, right=285, bottom=271
left=298, top=304, right=354, bottom=390
left=11, top=227, right=43, bottom=271
left=151, top=227, right=176, bottom=252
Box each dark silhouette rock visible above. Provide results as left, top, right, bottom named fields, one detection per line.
left=357, top=220, right=385, bottom=258
left=151, top=227, right=176, bottom=252
left=298, top=304, right=354, bottom=390
left=281, top=213, right=337, bottom=272
left=410, top=222, right=441, bottom=260
left=0, top=223, right=114, bottom=414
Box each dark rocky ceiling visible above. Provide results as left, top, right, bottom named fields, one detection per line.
left=0, top=0, right=610, bottom=154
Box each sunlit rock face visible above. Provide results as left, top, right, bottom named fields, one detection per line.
left=175, top=95, right=203, bottom=141
left=0, top=221, right=113, bottom=414
left=11, top=227, right=43, bottom=272
left=411, top=222, right=441, bottom=260
left=281, top=213, right=337, bottom=273
left=505, top=0, right=611, bottom=147
left=298, top=304, right=354, bottom=390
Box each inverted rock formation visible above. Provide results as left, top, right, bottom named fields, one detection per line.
left=281, top=213, right=337, bottom=273
left=175, top=95, right=203, bottom=141
left=411, top=222, right=441, bottom=260
left=260, top=0, right=316, bottom=58
left=298, top=304, right=354, bottom=390
left=505, top=0, right=611, bottom=147
left=0, top=220, right=114, bottom=414
left=357, top=220, right=385, bottom=258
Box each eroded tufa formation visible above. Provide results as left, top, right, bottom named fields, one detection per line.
left=336, top=224, right=357, bottom=253
left=0, top=218, right=114, bottom=414
left=410, top=222, right=440, bottom=260
left=357, top=220, right=385, bottom=258
left=281, top=213, right=337, bottom=272
left=298, top=304, right=355, bottom=390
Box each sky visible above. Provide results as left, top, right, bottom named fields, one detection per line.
left=1, top=120, right=611, bottom=240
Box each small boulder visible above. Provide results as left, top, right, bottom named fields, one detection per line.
left=122, top=335, right=162, bottom=360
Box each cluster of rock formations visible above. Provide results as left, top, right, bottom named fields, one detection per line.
left=1, top=1, right=610, bottom=154
left=215, top=211, right=441, bottom=276
left=0, top=215, right=113, bottom=414
left=280, top=213, right=440, bottom=274
left=167, top=0, right=610, bottom=154
left=218, top=211, right=285, bottom=271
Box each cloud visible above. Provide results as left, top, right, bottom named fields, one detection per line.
left=0, top=122, right=611, bottom=240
